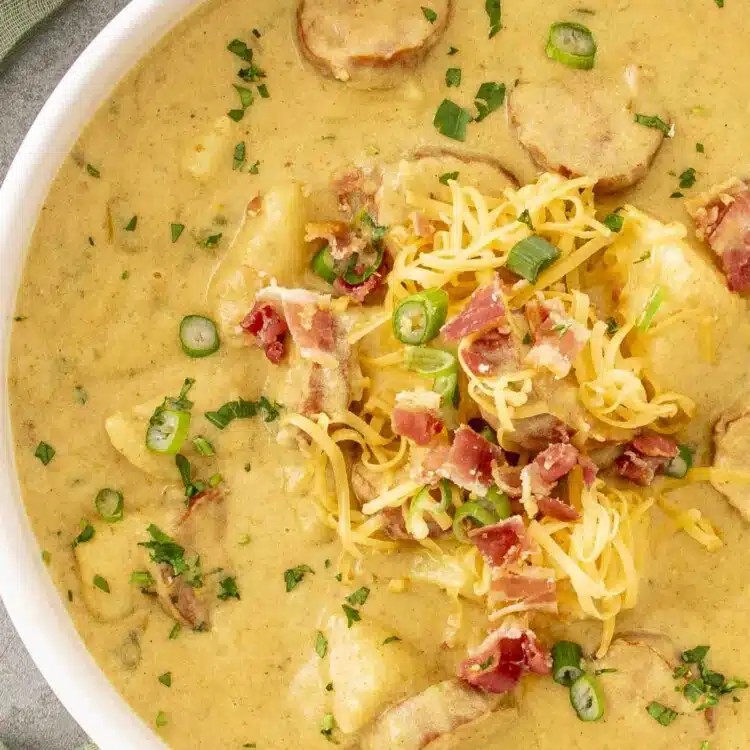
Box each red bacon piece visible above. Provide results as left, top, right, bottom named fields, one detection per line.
left=392, top=406, right=444, bottom=446
left=241, top=302, right=288, bottom=364
left=631, top=433, right=678, bottom=459
left=459, top=625, right=551, bottom=694
left=491, top=463, right=522, bottom=498
left=616, top=433, right=678, bottom=486
left=490, top=568, right=557, bottom=613
left=526, top=313, right=589, bottom=378
left=579, top=454, right=599, bottom=487
left=468, top=516, right=534, bottom=567
left=533, top=443, right=579, bottom=484
left=536, top=495, right=580, bottom=522
left=305, top=220, right=367, bottom=262
left=332, top=270, right=383, bottom=302
left=461, top=330, right=518, bottom=377
left=721, top=249, right=750, bottom=293
left=441, top=279, right=507, bottom=341
left=439, top=426, right=501, bottom=495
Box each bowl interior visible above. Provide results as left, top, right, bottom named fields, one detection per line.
left=0, top=1, right=205, bottom=747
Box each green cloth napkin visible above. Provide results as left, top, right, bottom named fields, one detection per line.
left=0, top=0, right=69, bottom=60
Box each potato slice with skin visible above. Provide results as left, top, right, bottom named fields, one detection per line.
left=712, top=402, right=750, bottom=521
left=509, top=68, right=666, bottom=193
left=74, top=514, right=148, bottom=622
left=327, top=613, right=430, bottom=734
left=207, top=183, right=308, bottom=345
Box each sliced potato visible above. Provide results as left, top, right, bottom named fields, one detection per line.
left=327, top=613, right=430, bottom=733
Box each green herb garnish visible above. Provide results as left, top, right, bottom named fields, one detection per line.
left=158, top=672, right=172, bottom=687
left=346, top=587, right=370, bottom=606
left=284, top=564, right=314, bottom=592
left=125, top=216, right=138, bottom=232
left=72, top=520, right=95, bottom=547
left=205, top=396, right=281, bottom=429
left=679, top=167, right=697, bottom=189
left=170, top=223, right=185, bottom=243
left=474, top=82, right=506, bottom=122
left=646, top=701, right=679, bottom=726
left=93, top=575, right=110, bottom=593
left=634, top=113, right=672, bottom=136
left=439, top=171, right=459, bottom=185
left=485, top=0, right=502, bottom=37
left=218, top=576, right=240, bottom=600
left=433, top=99, right=472, bottom=141
left=446, top=67, right=461, bottom=87
left=342, top=604, right=361, bottom=627
left=315, top=631, right=328, bottom=658
left=421, top=6, right=437, bottom=23
left=34, top=441, right=55, bottom=465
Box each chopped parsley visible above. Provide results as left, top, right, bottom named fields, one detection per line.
left=634, top=250, right=651, bottom=264
left=522, top=332, right=533, bottom=345
left=383, top=636, right=401, bottom=645
left=234, top=84, right=253, bottom=109
left=325, top=682, right=334, bottom=692
left=603, top=212, right=624, bottom=232
left=227, top=38, right=254, bottom=61
left=205, top=396, right=281, bottom=429
left=634, top=113, right=673, bottom=137
left=315, top=631, right=328, bottom=658
left=158, top=672, right=172, bottom=687
left=34, top=441, right=55, bottom=465
left=175, top=454, right=217, bottom=499
left=517, top=209, right=534, bottom=229
left=93, top=575, right=110, bottom=593
left=553, top=322, right=571, bottom=336
left=445, top=67, right=461, bottom=87
left=238, top=533, right=252, bottom=545
left=474, top=82, right=506, bottom=122
left=433, top=99, right=472, bottom=141
left=124, top=216, right=138, bottom=232
left=200, top=233, right=223, bottom=248
left=218, top=576, right=240, bottom=601
left=41, top=550, right=51, bottom=565
left=192, top=435, right=215, bottom=456
left=673, top=645, right=747, bottom=712
left=715, top=0, right=724, bottom=6
left=595, top=668, right=618, bottom=676
left=72, top=520, right=95, bottom=547
left=679, top=167, right=697, bottom=189
left=170, top=223, right=185, bottom=243
left=421, top=6, right=438, bottom=23
left=439, top=170, right=459, bottom=185
left=342, top=604, right=361, bottom=627
left=696, top=142, right=705, bottom=153
left=139, top=524, right=202, bottom=586
left=74, top=385, right=88, bottom=405
left=233, top=142, right=246, bottom=171
left=320, top=712, right=336, bottom=738
left=252, top=28, right=261, bottom=38
left=85, top=163, right=101, bottom=178
left=129, top=570, right=155, bottom=590
left=671, top=191, right=685, bottom=199
left=248, top=160, right=260, bottom=174
left=168, top=623, right=181, bottom=640
left=284, top=564, right=314, bottom=592
left=228, top=109, right=245, bottom=122
left=346, top=586, right=370, bottom=606
left=257, top=83, right=270, bottom=99
left=121, top=270, right=130, bottom=280
left=448, top=46, right=459, bottom=55
left=485, top=0, right=502, bottom=38
left=605, top=317, right=619, bottom=335
left=646, top=701, right=679, bottom=727
left=155, top=711, right=168, bottom=728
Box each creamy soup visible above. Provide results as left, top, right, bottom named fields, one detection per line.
left=9, top=0, right=750, bottom=748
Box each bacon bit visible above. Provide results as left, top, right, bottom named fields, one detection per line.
left=468, top=516, right=535, bottom=567
left=241, top=302, right=288, bottom=364
left=721, top=250, right=750, bottom=293
left=461, top=329, right=518, bottom=377
left=159, top=566, right=209, bottom=630
left=333, top=168, right=378, bottom=219
left=180, top=488, right=223, bottom=524
left=491, top=463, right=523, bottom=498
left=332, top=269, right=382, bottom=302
left=247, top=195, right=262, bottom=216
left=409, top=211, right=436, bottom=238
left=304, top=220, right=368, bottom=262
left=534, top=443, right=580, bottom=484
left=441, top=278, right=508, bottom=341
left=459, top=625, right=552, bottom=694
left=392, top=406, right=444, bottom=447
left=489, top=567, right=558, bottom=614
left=525, top=304, right=590, bottom=379
left=536, top=495, right=580, bottom=522
left=411, top=442, right=451, bottom=485
left=631, top=433, right=678, bottom=459
left=439, top=426, right=501, bottom=495
left=578, top=454, right=599, bottom=487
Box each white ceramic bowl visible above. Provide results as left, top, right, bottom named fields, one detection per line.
left=0, top=1, right=207, bottom=747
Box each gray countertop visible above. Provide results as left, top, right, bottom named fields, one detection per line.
left=0, top=2, right=130, bottom=747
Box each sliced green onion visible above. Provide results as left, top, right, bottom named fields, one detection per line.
left=311, top=246, right=339, bottom=283
left=507, top=236, right=561, bottom=282
left=552, top=641, right=584, bottom=686
left=636, top=285, right=664, bottom=332
left=95, top=488, right=124, bottom=522
left=485, top=485, right=511, bottom=519
left=404, top=346, right=456, bottom=376
left=343, top=245, right=384, bottom=285
left=570, top=674, right=605, bottom=721
left=192, top=436, right=215, bottom=457
left=546, top=22, right=597, bottom=70
left=393, top=289, right=449, bottom=345
left=146, top=408, right=191, bottom=454
left=179, top=315, right=220, bottom=358
left=452, top=500, right=498, bottom=543
left=664, top=444, right=693, bottom=478
left=407, top=485, right=453, bottom=539
left=603, top=212, right=624, bottom=232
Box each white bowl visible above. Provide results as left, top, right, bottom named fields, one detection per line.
left=0, top=1, right=207, bottom=747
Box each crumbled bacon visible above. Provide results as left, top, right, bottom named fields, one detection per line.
left=631, top=433, right=679, bottom=459
left=459, top=625, right=551, bottom=694
left=534, top=443, right=579, bottom=484
left=411, top=442, right=451, bottom=485
left=461, top=329, right=518, bottom=377
left=392, top=405, right=444, bottom=446
left=721, top=250, right=750, bottom=293
left=616, top=433, right=678, bottom=486
left=441, top=277, right=508, bottom=341
left=332, top=270, right=383, bottom=302
left=489, top=567, right=558, bottom=614
left=491, top=463, right=523, bottom=498
left=468, top=516, right=535, bottom=567
left=333, top=168, right=378, bottom=219
left=579, top=454, right=599, bottom=487
left=525, top=303, right=590, bottom=379
left=536, top=495, right=581, bottom=522
left=241, top=302, right=288, bottom=364
left=305, top=220, right=368, bottom=262
left=439, top=425, right=501, bottom=495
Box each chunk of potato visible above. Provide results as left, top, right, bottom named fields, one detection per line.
left=182, top=116, right=234, bottom=181
left=207, top=183, right=308, bottom=344
left=326, top=613, right=430, bottom=734
left=74, top=514, right=148, bottom=622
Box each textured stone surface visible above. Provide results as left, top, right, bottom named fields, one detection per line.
left=0, top=3, right=129, bottom=747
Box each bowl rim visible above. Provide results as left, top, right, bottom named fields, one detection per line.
left=0, top=0, right=205, bottom=747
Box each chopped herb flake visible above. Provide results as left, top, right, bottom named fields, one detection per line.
left=72, top=521, right=95, bottom=547
left=342, top=604, right=361, bottom=627
left=257, top=83, right=270, bottom=99
left=634, top=251, right=651, bottom=264
left=85, top=164, right=100, bottom=178
left=383, top=635, right=401, bottom=645
left=485, top=0, right=502, bottom=37
left=234, top=85, right=253, bottom=109
left=715, top=0, right=724, bottom=6
left=517, top=209, right=534, bottom=229
left=205, top=396, right=281, bottom=429
left=522, top=332, right=533, bottom=345
left=233, top=142, right=246, bottom=171
left=193, top=435, right=215, bottom=456
left=155, top=711, right=168, bottom=728
left=679, top=167, right=697, bottom=189
left=603, top=212, right=624, bottom=232
left=158, top=672, right=172, bottom=687
left=646, top=701, right=679, bottom=726
left=41, top=550, right=51, bottom=565
left=228, top=109, right=245, bottom=122
left=248, top=160, right=260, bottom=175
left=671, top=191, right=685, bottom=199
left=130, top=570, right=155, bottom=589
left=200, top=233, right=223, bottom=248
left=218, top=576, right=240, bottom=600
left=284, top=564, right=314, bottom=592
left=446, top=67, right=461, bottom=87
left=439, top=171, right=459, bottom=185
left=168, top=623, right=181, bottom=640
left=124, top=216, right=137, bottom=232
left=605, top=317, right=619, bottom=334
left=421, top=6, right=437, bottom=23
left=634, top=113, right=673, bottom=136
left=320, top=712, right=336, bottom=737
left=93, top=575, right=110, bottom=593
left=696, top=142, right=705, bottom=153
left=346, top=586, right=370, bottom=606
left=74, top=385, right=88, bottom=405
left=433, top=99, right=472, bottom=141
left=448, top=46, right=459, bottom=55
left=474, top=81, right=506, bottom=122
left=315, top=631, right=328, bottom=658
left=227, top=38, right=253, bottom=61
left=34, top=441, right=55, bottom=465
left=171, top=223, right=185, bottom=243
